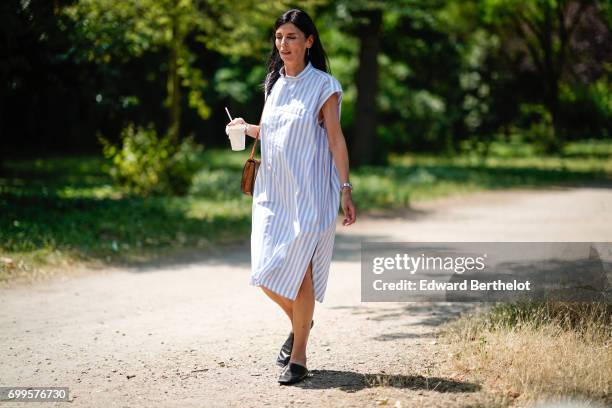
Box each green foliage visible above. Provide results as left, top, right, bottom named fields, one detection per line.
left=559, top=78, right=612, bottom=140
left=99, top=124, right=203, bottom=196
left=373, top=1, right=466, bottom=153
left=4, top=0, right=611, bottom=161
left=60, top=0, right=318, bottom=143
left=0, top=154, right=253, bottom=282
left=1, top=144, right=611, bottom=280
left=478, top=0, right=610, bottom=148
left=517, top=104, right=557, bottom=153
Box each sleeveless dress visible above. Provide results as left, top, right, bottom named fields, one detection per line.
left=250, top=62, right=343, bottom=303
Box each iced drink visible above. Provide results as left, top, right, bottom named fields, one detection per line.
left=226, top=124, right=246, bottom=151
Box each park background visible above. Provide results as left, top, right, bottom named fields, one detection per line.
left=2, top=0, right=610, bottom=275
left=1, top=1, right=611, bottom=405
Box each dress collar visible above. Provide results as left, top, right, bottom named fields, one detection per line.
left=279, top=62, right=313, bottom=81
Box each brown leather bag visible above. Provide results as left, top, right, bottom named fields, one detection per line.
left=241, top=125, right=260, bottom=196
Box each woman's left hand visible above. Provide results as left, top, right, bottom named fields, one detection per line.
left=341, top=191, right=356, bottom=226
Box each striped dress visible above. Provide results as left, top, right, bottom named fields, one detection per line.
left=250, top=62, right=343, bottom=303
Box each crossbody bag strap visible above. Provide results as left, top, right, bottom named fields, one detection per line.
left=248, top=121, right=261, bottom=161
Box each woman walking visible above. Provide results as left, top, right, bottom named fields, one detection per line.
left=227, top=8, right=356, bottom=385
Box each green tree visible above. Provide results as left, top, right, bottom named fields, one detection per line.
left=324, top=0, right=467, bottom=164
left=482, top=0, right=608, bottom=152
left=64, top=0, right=306, bottom=141
left=324, top=0, right=385, bottom=166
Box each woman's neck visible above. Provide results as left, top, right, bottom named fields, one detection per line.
left=284, top=61, right=306, bottom=77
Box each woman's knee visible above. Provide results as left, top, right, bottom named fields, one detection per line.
left=262, top=286, right=294, bottom=309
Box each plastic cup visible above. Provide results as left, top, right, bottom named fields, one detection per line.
left=226, top=124, right=246, bottom=151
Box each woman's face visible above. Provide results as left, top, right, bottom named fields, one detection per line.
left=275, top=22, right=313, bottom=64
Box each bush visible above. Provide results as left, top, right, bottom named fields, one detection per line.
left=517, top=104, right=557, bottom=154
left=99, top=123, right=203, bottom=196
left=559, top=79, right=612, bottom=141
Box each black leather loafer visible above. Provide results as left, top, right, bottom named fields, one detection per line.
left=276, top=320, right=314, bottom=367
left=278, top=362, right=309, bottom=385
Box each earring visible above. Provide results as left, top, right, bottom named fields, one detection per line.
left=307, top=48, right=310, bottom=57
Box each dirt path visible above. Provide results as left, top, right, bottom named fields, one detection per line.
left=1, top=186, right=611, bottom=407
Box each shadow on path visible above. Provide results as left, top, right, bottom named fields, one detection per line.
left=294, top=370, right=480, bottom=393
left=127, top=230, right=397, bottom=272
left=329, top=302, right=479, bottom=328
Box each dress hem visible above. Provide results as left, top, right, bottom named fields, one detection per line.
left=249, top=278, right=326, bottom=304
left=249, top=219, right=335, bottom=304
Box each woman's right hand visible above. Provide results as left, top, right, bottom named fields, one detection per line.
left=225, top=117, right=246, bottom=136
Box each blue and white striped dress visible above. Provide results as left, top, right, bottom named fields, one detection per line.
left=250, top=62, right=343, bottom=303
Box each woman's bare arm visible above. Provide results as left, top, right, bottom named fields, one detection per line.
left=321, top=93, right=356, bottom=226
left=245, top=123, right=260, bottom=139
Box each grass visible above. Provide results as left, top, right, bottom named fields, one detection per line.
left=1, top=139, right=611, bottom=284
left=0, top=154, right=253, bottom=284
left=358, top=141, right=612, bottom=209
left=441, top=301, right=612, bottom=406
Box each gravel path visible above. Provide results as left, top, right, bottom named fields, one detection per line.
left=1, top=186, right=611, bottom=407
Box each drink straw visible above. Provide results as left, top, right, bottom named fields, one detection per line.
left=224, top=107, right=233, bottom=121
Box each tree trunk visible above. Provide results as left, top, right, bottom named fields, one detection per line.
left=542, top=3, right=562, bottom=153
left=351, top=9, right=382, bottom=166
left=0, top=83, right=4, bottom=175
left=545, top=76, right=562, bottom=153
left=167, top=3, right=182, bottom=143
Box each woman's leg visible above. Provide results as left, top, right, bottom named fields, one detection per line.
left=289, top=261, right=315, bottom=366
left=261, top=286, right=293, bottom=323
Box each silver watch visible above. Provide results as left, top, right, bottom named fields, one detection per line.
left=341, top=182, right=353, bottom=192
